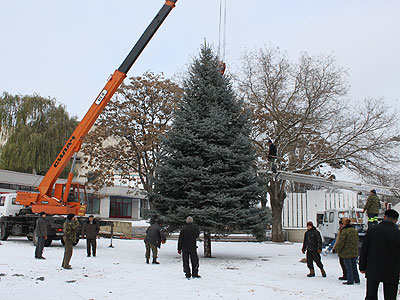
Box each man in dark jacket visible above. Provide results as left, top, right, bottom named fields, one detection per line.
left=302, top=221, right=326, bottom=277
left=363, top=189, right=380, bottom=229
left=62, top=213, right=80, bottom=269
left=178, top=216, right=200, bottom=279
left=144, top=221, right=165, bottom=264
left=359, top=209, right=400, bottom=299
left=82, top=215, right=100, bottom=257
left=35, top=212, right=47, bottom=259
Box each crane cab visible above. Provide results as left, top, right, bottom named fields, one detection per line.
left=54, top=182, right=87, bottom=216
left=0, top=193, right=23, bottom=217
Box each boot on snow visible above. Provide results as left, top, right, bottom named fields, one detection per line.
left=320, top=268, right=327, bottom=277
left=307, top=268, right=315, bottom=277
left=152, top=258, right=160, bottom=264
left=146, top=258, right=149, bottom=264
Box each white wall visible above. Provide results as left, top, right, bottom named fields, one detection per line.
left=99, top=196, right=110, bottom=218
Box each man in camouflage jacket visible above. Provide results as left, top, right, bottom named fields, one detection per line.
left=62, top=213, right=80, bottom=269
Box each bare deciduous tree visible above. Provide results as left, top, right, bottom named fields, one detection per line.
left=81, top=72, right=182, bottom=207
left=238, top=47, right=400, bottom=242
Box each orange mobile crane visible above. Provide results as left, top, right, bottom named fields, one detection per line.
left=15, top=0, right=178, bottom=215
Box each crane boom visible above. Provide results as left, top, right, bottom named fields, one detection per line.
left=277, top=171, right=400, bottom=198
left=16, top=0, right=178, bottom=215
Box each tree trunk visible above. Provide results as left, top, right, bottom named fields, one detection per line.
left=146, top=192, right=155, bottom=210
left=260, top=193, right=267, bottom=208
left=271, top=201, right=284, bottom=242
left=143, top=176, right=155, bottom=210
left=269, top=180, right=285, bottom=242
left=203, top=231, right=212, bottom=258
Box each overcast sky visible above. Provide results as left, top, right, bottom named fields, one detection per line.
left=0, top=0, right=399, bottom=119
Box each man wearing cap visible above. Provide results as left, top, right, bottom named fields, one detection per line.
left=82, top=215, right=100, bottom=257
left=35, top=212, right=48, bottom=259
left=363, top=190, right=380, bottom=229
left=302, top=221, right=326, bottom=277
left=62, top=213, right=80, bottom=269
left=178, top=216, right=200, bottom=279
left=360, top=209, right=400, bottom=299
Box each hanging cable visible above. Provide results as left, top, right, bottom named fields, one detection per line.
left=218, top=0, right=227, bottom=74
left=222, top=0, right=227, bottom=61
left=218, top=0, right=222, bottom=57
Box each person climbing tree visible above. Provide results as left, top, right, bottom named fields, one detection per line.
left=267, top=139, right=277, bottom=173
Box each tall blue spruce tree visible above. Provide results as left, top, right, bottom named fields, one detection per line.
left=152, top=44, right=270, bottom=257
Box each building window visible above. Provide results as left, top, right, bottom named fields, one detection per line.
left=86, top=193, right=100, bottom=215
left=110, top=196, right=132, bottom=218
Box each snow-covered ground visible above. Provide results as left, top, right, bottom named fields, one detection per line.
left=0, top=238, right=376, bottom=300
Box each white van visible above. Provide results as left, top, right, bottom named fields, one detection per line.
left=316, top=208, right=366, bottom=245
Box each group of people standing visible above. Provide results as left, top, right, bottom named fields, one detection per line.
left=144, top=216, right=201, bottom=279
left=34, top=213, right=99, bottom=269
left=302, top=205, right=400, bottom=300
left=35, top=210, right=200, bottom=278
left=34, top=191, right=400, bottom=298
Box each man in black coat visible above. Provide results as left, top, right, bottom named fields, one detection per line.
left=302, top=221, right=326, bottom=277
left=178, top=216, right=200, bottom=279
left=359, top=209, right=400, bottom=300
left=35, top=212, right=48, bottom=259
left=144, top=221, right=165, bottom=264
left=82, top=215, right=100, bottom=257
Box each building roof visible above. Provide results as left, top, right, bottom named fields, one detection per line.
left=0, top=169, right=146, bottom=199
left=0, top=169, right=66, bottom=187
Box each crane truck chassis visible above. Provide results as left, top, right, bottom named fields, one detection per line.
left=0, top=193, right=113, bottom=246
